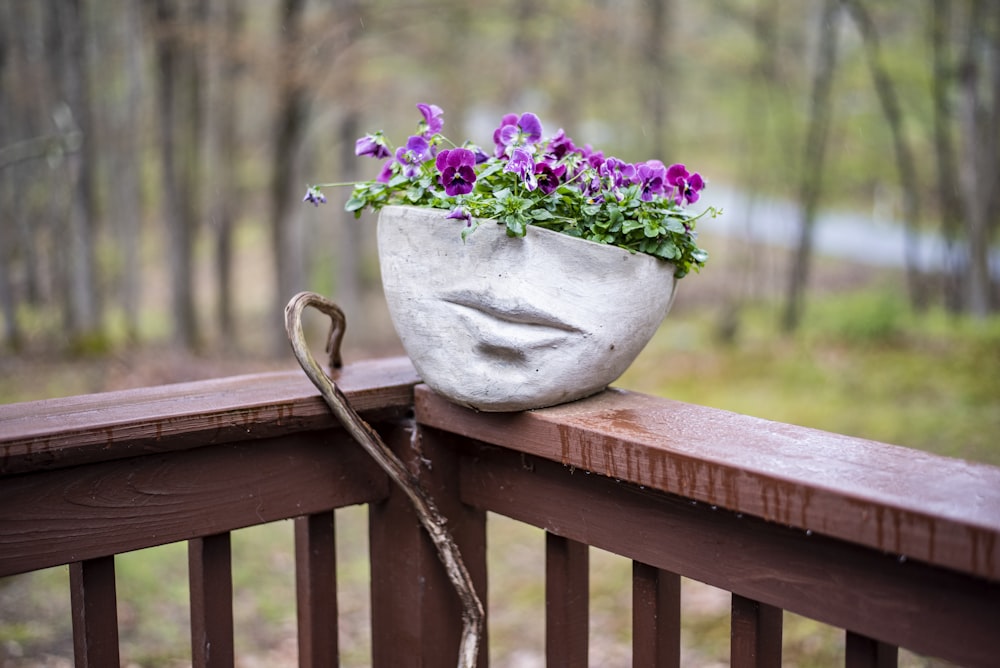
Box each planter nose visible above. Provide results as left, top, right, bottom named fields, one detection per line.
left=377, top=205, right=678, bottom=412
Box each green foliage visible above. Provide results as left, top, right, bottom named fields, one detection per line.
left=318, top=106, right=719, bottom=279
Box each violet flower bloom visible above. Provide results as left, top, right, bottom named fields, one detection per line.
left=355, top=133, right=390, bottom=160
left=504, top=147, right=538, bottom=191
left=493, top=112, right=544, bottom=155
left=666, top=163, right=705, bottom=206
left=636, top=160, right=667, bottom=201
left=446, top=206, right=473, bottom=226
left=436, top=148, right=477, bottom=197
left=417, top=103, right=444, bottom=136
left=535, top=161, right=566, bottom=196
left=303, top=186, right=327, bottom=206
left=601, top=157, right=636, bottom=189
left=395, top=135, right=430, bottom=178
left=376, top=159, right=393, bottom=184
left=546, top=129, right=576, bottom=160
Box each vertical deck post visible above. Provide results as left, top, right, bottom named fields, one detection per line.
left=545, top=532, right=589, bottom=667
left=70, top=556, right=121, bottom=668
left=731, top=594, right=782, bottom=667
left=845, top=631, right=897, bottom=668
left=368, top=421, right=488, bottom=667
left=632, top=561, right=681, bottom=668
left=189, top=532, right=235, bottom=668
left=295, top=512, right=339, bottom=667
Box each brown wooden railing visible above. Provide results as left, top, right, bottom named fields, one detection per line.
left=2, top=356, right=998, bottom=667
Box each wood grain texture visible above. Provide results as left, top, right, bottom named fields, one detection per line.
left=417, top=385, right=1000, bottom=582
left=458, top=443, right=1000, bottom=667
left=0, top=429, right=388, bottom=576
left=0, top=356, right=419, bottom=474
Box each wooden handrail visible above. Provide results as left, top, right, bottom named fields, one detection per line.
left=2, top=359, right=998, bottom=666
left=414, top=385, right=1000, bottom=583
left=0, top=356, right=420, bottom=475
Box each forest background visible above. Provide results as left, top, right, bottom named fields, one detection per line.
left=1, top=0, right=999, bottom=449
left=2, top=1, right=1000, bottom=665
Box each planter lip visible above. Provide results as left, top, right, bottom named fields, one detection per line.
left=380, top=203, right=677, bottom=269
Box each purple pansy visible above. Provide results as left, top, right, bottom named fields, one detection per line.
left=436, top=148, right=478, bottom=197
left=446, top=206, right=473, bottom=226
left=376, top=159, right=393, bottom=184
left=636, top=160, right=667, bottom=201
left=303, top=186, right=327, bottom=206
left=504, top=147, right=538, bottom=191
left=666, top=163, right=705, bottom=205
left=534, top=161, right=566, bottom=195
left=395, top=135, right=430, bottom=178
left=545, top=129, right=576, bottom=160
left=417, top=103, right=444, bottom=136
left=355, top=133, right=390, bottom=160
left=493, top=112, right=544, bottom=156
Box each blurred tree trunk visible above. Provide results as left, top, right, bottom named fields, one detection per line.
left=956, top=0, right=999, bottom=316
left=211, top=0, right=244, bottom=344
left=782, top=0, right=841, bottom=332
left=642, top=0, right=673, bottom=159
left=929, top=0, right=966, bottom=311
left=331, top=0, right=365, bottom=329
left=109, top=1, right=145, bottom=343
left=842, top=0, right=926, bottom=310
left=59, top=0, right=104, bottom=349
left=153, top=0, right=204, bottom=349
left=269, top=0, right=309, bottom=355
left=0, top=5, right=19, bottom=349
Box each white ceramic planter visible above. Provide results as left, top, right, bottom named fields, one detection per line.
left=377, top=205, right=678, bottom=412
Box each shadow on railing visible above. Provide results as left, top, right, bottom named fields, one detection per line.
left=1, top=356, right=998, bottom=667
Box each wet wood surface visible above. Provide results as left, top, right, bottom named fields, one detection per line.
left=0, top=356, right=419, bottom=474
left=415, top=384, right=1000, bottom=582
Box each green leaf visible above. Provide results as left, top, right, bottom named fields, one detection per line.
left=345, top=197, right=366, bottom=212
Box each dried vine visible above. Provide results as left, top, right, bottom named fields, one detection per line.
left=284, top=291, right=484, bottom=668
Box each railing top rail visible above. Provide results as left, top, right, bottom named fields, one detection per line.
left=415, top=385, right=1000, bottom=582
left=0, top=356, right=420, bottom=475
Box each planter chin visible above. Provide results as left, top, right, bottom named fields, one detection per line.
left=377, top=204, right=678, bottom=412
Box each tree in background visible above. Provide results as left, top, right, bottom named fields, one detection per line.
left=0, top=0, right=997, bottom=357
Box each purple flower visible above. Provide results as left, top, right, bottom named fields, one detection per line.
left=376, top=159, right=393, bottom=184
left=545, top=129, right=576, bottom=160
left=446, top=206, right=473, bottom=226
left=666, top=163, right=705, bottom=206
left=600, top=157, right=636, bottom=189
left=436, top=148, right=477, bottom=196
left=302, top=186, right=327, bottom=206
left=534, top=161, right=566, bottom=195
left=504, top=147, right=538, bottom=191
left=395, top=135, right=430, bottom=178
left=417, top=103, right=444, bottom=136
left=355, top=133, right=390, bottom=160
left=636, top=160, right=667, bottom=201
left=493, top=112, right=544, bottom=156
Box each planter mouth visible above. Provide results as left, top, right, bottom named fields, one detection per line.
left=376, top=205, right=678, bottom=412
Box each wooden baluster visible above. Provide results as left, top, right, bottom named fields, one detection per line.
left=545, top=532, right=589, bottom=667
left=632, top=561, right=681, bottom=668
left=189, top=532, right=235, bottom=668
left=845, top=631, right=897, bottom=668
left=70, top=556, right=121, bottom=668
left=731, top=594, right=782, bottom=667
left=295, top=512, right=338, bottom=667
left=369, top=422, right=488, bottom=667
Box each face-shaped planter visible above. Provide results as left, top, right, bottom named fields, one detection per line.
left=377, top=205, right=678, bottom=411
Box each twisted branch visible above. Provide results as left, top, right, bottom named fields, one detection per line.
left=284, top=291, right=484, bottom=668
